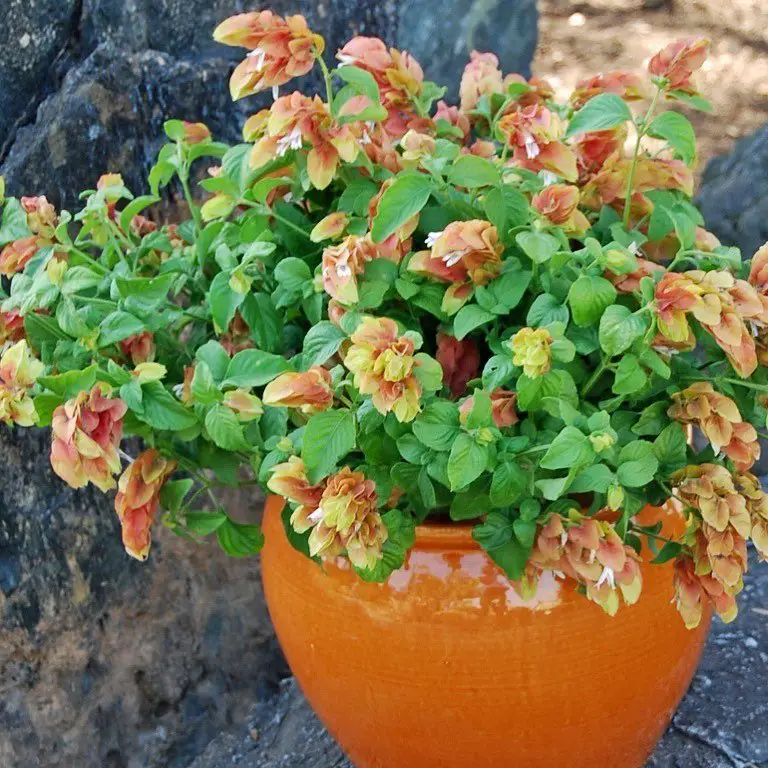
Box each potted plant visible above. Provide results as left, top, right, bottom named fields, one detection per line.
left=0, top=12, right=764, bottom=766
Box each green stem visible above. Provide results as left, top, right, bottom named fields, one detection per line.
left=72, top=295, right=118, bottom=308
left=581, top=357, right=610, bottom=398
left=622, top=87, right=662, bottom=231
left=180, top=171, right=202, bottom=236
left=239, top=199, right=312, bottom=239
left=516, top=444, right=551, bottom=458
left=317, top=56, right=335, bottom=117
left=722, top=377, right=768, bottom=393
left=66, top=246, right=109, bottom=275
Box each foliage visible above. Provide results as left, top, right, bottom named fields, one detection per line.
left=0, top=23, right=764, bottom=627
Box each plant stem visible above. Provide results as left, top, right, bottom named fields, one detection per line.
left=239, top=199, right=312, bottom=239
left=317, top=56, right=335, bottom=117
left=722, top=377, right=768, bottom=393
left=67, top=246, right=110, bottom=275
left=581, top=357, right=610, bottom=398
left=516, top=444, right=551, bottom=458
left=180, top=172, right=202, bottom=236
left=622, top=87, right=662, bottom=231
left=72, top=295, right=118, bottom=308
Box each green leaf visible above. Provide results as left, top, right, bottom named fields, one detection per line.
left=565, top=93, right=633, bottom=138
left=540, top=426, right=595, bottom=470
left=412, top=401, right=460, bottom=451
left=302, top=321, right=346, bottom=367
left=616, top=441, right=659, bottom=487
left=216, top=518, right=264, bottom=557
left=240, top=293, right=283, bottom=354
left=0, top=198, right=32, bottom=246
left=648, top=111, right=696, bottom=164
left=205, top=404, right=249, bottom=451
left=489, top=462, right=527, bottom=507
left=338, top=177, right=379, bottom=216
left=99, top=311, right=146, bottom=347
left=448, top=155, right=500, bottom=188
left=473, top=512, right=530, bottom=580
left=517, top=370, right=577, bottom=412
left=115, top=273, right=176, bottom=311
left=222, top=349, right=292, bottom=388
left=569, top=464, right=615, bottom=493
left=195, top=340, right=230, bottom=382
left=568, top=275, right=617, bottom=327
left=60, top=266, right=103, bottom=295
left=209, top=271, right=245, bottom=333
left=613, top=354, right=647, bottom=395
left=160, top=479, right=194, bottom=514
left=516, top=231, right=559, bottom=264
left=184, top=510, right=228, bottom=536
left=274, top=257, right=312, bottom=292
left=39, top=365, right=98, bottom=399
left=447, top=433, right=489, bottom=491
left=139, top=382, right=198, bottom=431
left=33, top=393, right=64, bottom=427
left=484, top=185, right=529, bottom=233
left=465, top=389, right=493, bottom=429
left=450, top=488, right=489, bottom=520
left=119, top=195, right=159, bottom=235
left=653, top=422, right=688, bottom=469
left=651, top=540, right=683, bottom=564
left=335, top=65, right=381, bottom=103
left=355, top=509, right=416, bottom=582
left=599, top=305, right=648, bottom=356
left=302, top=409, right=356, bottom=483
left=413, top=353, right=443, bottom=392
left=370, top=172, right=433, bottom=243
left=526, top=293, right=569, bottom=326
left=535, top=475, right=571, bottom=501
left=191, top=362, right=223, bottom=405
left=453, top=305, right=497, bottom=339
left=397, top=433, right=430, bottom=464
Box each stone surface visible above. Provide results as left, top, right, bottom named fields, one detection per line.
left=0, top=425, right=286, bottom=768
left=0, top=0, right=80, bottom=157
left=698, top=124, right=768, bottom=258
left=189, top=560, right=767, bottom=768
left=0, top=0, right=538, bottom=205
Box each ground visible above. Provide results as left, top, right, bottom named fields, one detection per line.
left=534, top=0, right=768, bottom=170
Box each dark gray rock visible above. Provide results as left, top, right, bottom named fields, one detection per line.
left=0, top=424, right=285, bottom=768
left=0, top=0, right=80, bottom=157
left=698, top=124, right=768, bottom=258
left=191, top=561, right=767, bottom=768
left=397, top=0, right=537, bottom=99
left=1, top=44, right=251, bottom=209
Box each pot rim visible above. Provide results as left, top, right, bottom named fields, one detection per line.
left=414, top=521, right=479, bottom=550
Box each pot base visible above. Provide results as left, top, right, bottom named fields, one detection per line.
left=261, top=497, right=710, bottom=768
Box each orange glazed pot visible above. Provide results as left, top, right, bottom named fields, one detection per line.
left=261, top=496, right=711, bottom=768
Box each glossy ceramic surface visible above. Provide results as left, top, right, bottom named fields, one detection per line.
left=261, top=496, right=711, bottom=768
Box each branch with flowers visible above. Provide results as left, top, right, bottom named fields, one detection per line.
left=0, top=12, right=765, bottom=629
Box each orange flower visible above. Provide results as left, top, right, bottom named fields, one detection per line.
left=223, top=390, right=264, bottom=422
left=747, top=243, right=768, bottom=324
left=310, top=212, right=349, bottom=243
left=220, top=313, right=254, bottom=356
left=367, top=178, right=419, bottom=262
left=263, top=366, right=334, bottom=413
left=214, top=11, right=324, bottom=99
left=321, top=234, right=380, bottom=305
left=181, top=121, right=211, bottom=144
left=572, top=127, right=627, bottom=178
left=608, top=257, right=664, bottom=294
left=531, top=184, right=590, bottom=235
left=267, top=456, right=325, bottom=510
left=459, top=388, right=519, bottom=429
left=510, top=327, right=552, bottom=378
left=120, top=331, right=155, bottom=366
left=288, top=466, right=387, bottom=569
left=570, top=71, right=648, bottom=110
left=436, top=333, right=480, bottom=398
left=21, top=195, right=58, bottom=237
left=434, top=100, right=470, bottom=142
left=336, top=37, right=424, bottom=138
left=459, top=51, right=503, bottom=112
left=412, top=219, right=503, bottom=289
left=0, top=236, right=39, bottom=277
left=735, top=471, right=768, bottom=561
left=343, top=317, right=422, bottom=422
left=531, top=516, right=642, bottom=615
left=114, top=450, right=176, bottom=561
left=0, top=309, right=24, bottom=346
left=498, top=105, right=578, bottom=181
left=669, top=383, right=759, bottom=471
left=648, top=38, right=710, bottom=94
left=0, top=340, right=43, bottom=427
left=50, top=384, right=127, bottom=492
left=249, top=92, right=359, bottom=189
left=400, top=129, right=436, bottom=168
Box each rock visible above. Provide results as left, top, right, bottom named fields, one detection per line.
left=0, top=425, right=286, bottom=768
left=697, top=124, right=768, bottom=258
left=0, top=0, right=80, bottom=157
left=0, top=1, right=538, bottom=205
left=1, top=44, right=252, bottom=210
left=191, top=560, right=767, bottom=768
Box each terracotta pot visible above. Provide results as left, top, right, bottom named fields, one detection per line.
left=261, top=496, right=710, bottom=768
